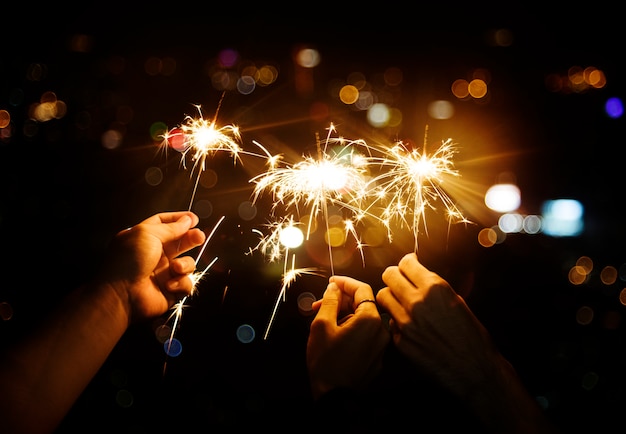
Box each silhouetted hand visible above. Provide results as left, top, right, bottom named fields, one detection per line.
left=307, top=275, right=390, bottom=399
left=377, top=252, right=559, bottom=434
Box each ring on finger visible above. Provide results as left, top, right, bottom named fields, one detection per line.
left=356, top=299, right=377, bottom=308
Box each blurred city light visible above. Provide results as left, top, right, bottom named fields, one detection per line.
left=484, top=183, right=521, bottom=213
left=541, top=199, right=584, bottom=237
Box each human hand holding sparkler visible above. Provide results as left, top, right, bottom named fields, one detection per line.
left=98, top=211, right=206, bottom=322
left=376, top=253, right=559, bottom=434
left=0, top=211, right=206, bottom=434
left=306, top=275, right=390, bottom=400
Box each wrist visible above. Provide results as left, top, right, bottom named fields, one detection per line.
left=82, top=277, right=133, bottom=329
left=462, top=354, right=551, bottom=433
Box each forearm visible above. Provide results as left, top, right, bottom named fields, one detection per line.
left=0, top=283, right=130, bottom=434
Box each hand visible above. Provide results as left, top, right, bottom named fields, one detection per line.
left=97, top=211, right=206, bottom=323
left=376, top=253, right=558, bottom=434
left=376, top=252, right=495, bottom=397
left=306, top=275, right=390, bottom=399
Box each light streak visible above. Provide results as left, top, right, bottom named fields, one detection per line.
left=163, top=215, right=225, bottom=372
left=250, top=216, right=323, bottom=339
left=262, top=253, right=323, bottom=340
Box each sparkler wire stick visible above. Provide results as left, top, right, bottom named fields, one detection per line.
left=316, top=130, right=335, bottom=276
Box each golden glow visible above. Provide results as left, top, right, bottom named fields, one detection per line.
left=451, top=79, right=470, bottom=99
left=546, top=65, right=607, bottom=93
left=477, top=227, right=498, bottom=247
left=468, top=79, right=488, bottom=99
left=576, top=256, right=593, bottom=274
left=0, top=110, right=10, bottom=128
left=568, top=265, right=587, bottom=285
left=600, top=265, right=618, bottom=285
left=366, top=137, right=470, bottom=250
left=250, top=125, right=371, bottom=247
left=339, top=84, right=359, bottom=104
left=295, top=47, right=321, bottom=68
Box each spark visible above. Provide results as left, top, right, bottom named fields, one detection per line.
left=163, top=216, right=225, bottom=371
left=250, top=216, right=323, bottom=340
left=249, top=124, right=374, bottom=274
left=262, top=253, right=324, bottom=340
left=367, top=135, right=470, bottom=251
left=161, top=103, right=243, bottom=210
left=250, top=215, right=302, bottom=263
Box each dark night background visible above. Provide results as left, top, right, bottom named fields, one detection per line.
left=1, top=4, right=625, bottom=432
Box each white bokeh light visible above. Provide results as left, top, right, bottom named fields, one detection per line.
left=279, top=225, right=304, bottom=248
left=485, top=183, right=521, bottom=213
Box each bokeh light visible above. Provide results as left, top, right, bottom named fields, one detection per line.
left=484, top=183, right=521, bottom=213
left=236, top=324, right=256, bottom=343
left=164, top=338, right=182, bottom=357
left=605, top=97, right=624, bottom=118
left=541, top=199, right=584, bottom=237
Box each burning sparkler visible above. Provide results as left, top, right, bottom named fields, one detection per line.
left=249, top=124, right=373, bottom=275
left=161, top=103, right=243, bottom=210
left=366, top=134, right=470, bottom=251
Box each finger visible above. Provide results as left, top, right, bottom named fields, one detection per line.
left=166, top=273, right=195, bottom=296
left=310, top=299, right=322, bottom=311
left=150, top=215, right=203, bottom=258
left=376, top=286, right=410, bottom=326
left=397, top=252, right=431, bottom=287
left=381, top=259, right=426, bottom=311
left=329, top=275, right=376, bottom=310
left=175, top=228, right=206, bottom=256
left=170, top=256, right=197, bottom=276
left=314, top=282, right=343, bottom=325
left=143, top=211, right=199, bottom=227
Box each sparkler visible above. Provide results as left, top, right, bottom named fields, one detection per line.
left=157, top=102, right=469, bottom=342
left=249, top=124, right=373, bottom=275
left=248, top=125, right=380, bottom=339
left=366, top=132, right=470, bottom=252
left=161, top=103, right=243, bottom=210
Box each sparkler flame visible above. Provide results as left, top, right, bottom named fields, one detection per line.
left=161, top=104, right=243, bottom=210
left=249, top=124, right=373, bottom=274
left=367, top=136, right=470, bottom=251
left=247, top=125, right=379, bottom=339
